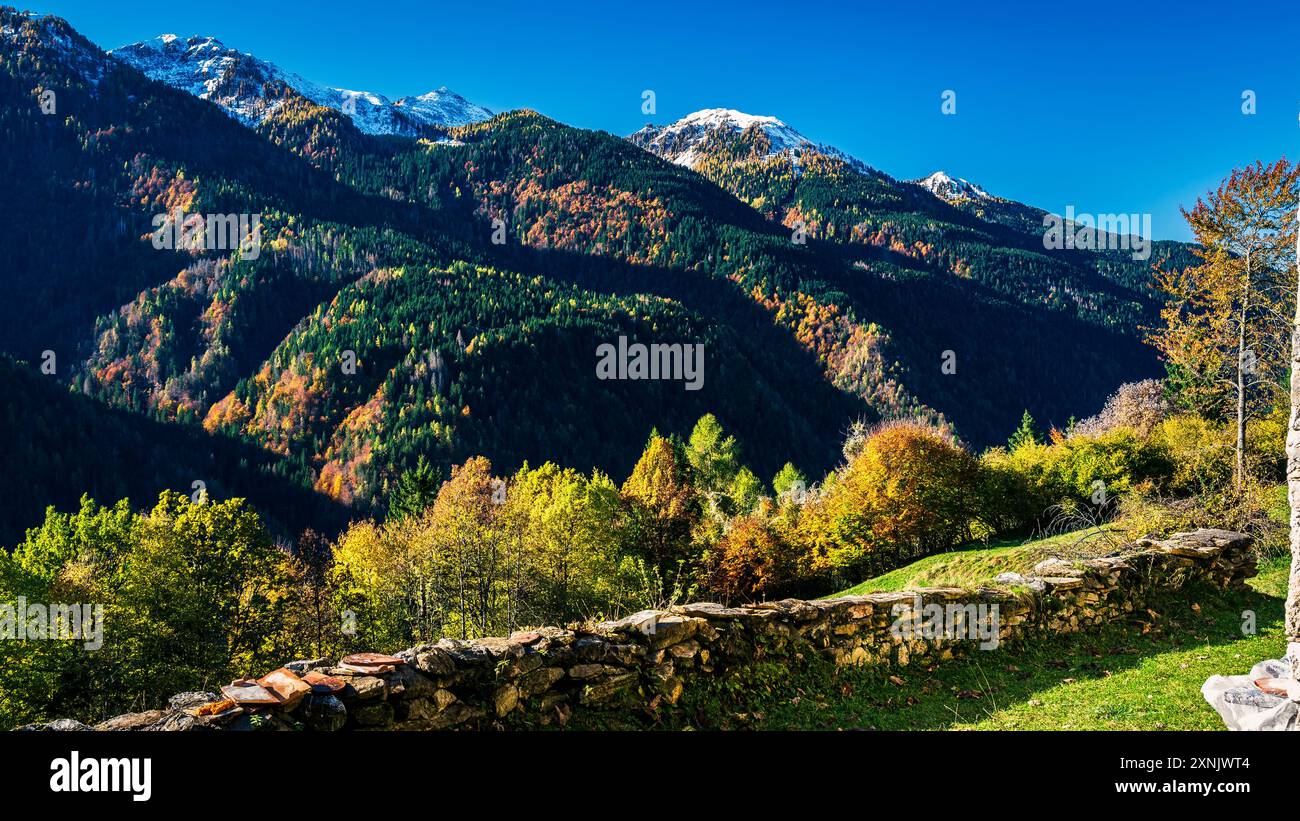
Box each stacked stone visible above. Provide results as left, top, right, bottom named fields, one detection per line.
left=24, top=528, right=1256, bottom=732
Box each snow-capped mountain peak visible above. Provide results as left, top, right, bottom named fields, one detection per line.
left=669, top=108, right=809, bottom=156
left=629, top=107, right=870, bottom=173
left=393, top=87, right=492, bottom=128
left=110, top=34, right=492, bottom=136
left=914, top=171, right=992, bottom=202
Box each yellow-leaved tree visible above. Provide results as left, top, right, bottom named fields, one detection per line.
left=1150, top=159, right=1300, bottom=492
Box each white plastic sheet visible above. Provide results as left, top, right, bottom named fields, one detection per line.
left=1202, top=657, right=1300, bottom=731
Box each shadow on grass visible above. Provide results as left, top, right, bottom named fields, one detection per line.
left=569, top=572, right=1285, bottom=731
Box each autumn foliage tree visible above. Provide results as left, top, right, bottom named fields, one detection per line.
left=620, top=435, right=700, bottom=575
left=503, top=462, right=632, bottom=622
left=0, top=492, right=296, bottom=727
left=803, top=421, right=981, bottom=577
left=1150, top=159, right=1300, bottom=491
left=1287, top=192, right=1300, bottom=680
left=705, top=515, right=805, bottom=603
left=1072, top=379, right=1170, bottom=438
left=422, top=456, right=514, bottom=638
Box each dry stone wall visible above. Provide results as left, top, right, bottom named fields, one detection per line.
left=26, top=528, right=1256, bottom=732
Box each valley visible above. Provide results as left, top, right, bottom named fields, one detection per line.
left=0, top=9, right=1189, bottom=539
left=0, top=3, right=1294, bottom=752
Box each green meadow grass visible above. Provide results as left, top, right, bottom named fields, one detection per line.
left=831, top=527, right=1120, bottom=596
left=571, top=508, right=1290, bottom=731
left=630, top=555, right=1286, bottom=731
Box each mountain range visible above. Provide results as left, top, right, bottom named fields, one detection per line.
left=0, top=8, right=1197, bottom=543
left=110, top=34, right=493, bottom=136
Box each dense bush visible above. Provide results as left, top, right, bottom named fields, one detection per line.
left=1151, top=414, right=1234, bottom=495
left=1115, top=480, right=1286, bottom=558
left=798, top=421, right=982, bottom=581
left=0, top=492, right=296, bottom=728
left=1048, top=428, right=1173, bottom=500
left=704, top=514, right=807, bottom=603
left=979, top=426, right=1173, bottom=530
left=1247, top=403, right=1288, bottom=484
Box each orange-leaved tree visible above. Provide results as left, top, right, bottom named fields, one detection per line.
left=1149, top=159, right=1300, bottom=492
left=804, top=420, right=980, bottom=578
left=705, top=514, right=806, bottom=604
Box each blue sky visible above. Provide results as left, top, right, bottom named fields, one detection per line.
left=30, top=0, right=1300, bottom=240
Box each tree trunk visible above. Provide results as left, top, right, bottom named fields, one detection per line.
left=1288, top=226, right=1300, bottom=679
left=1237, top=306, right=1247, bottom=495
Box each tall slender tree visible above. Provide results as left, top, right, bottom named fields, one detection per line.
left=1150, top=160, right=1300, bottom=492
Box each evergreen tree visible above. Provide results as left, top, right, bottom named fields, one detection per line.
left=388, top=455, right=443, bottom=520
left=686, top=413, right=740, bottom=493
left=772, top=462, right=807, bottom=499
left=1007, top=410, right=1038, bottom=451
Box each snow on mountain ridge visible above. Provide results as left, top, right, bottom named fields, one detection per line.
left=630, top=108, right=872, bottom=174
left=914, top=170, right=993, bottom=202
left=630, top=112, right=1009, bottom=206
left=110, top=34, right=492, bottom=135
left=393, top=87, right=492, bottom=129
left=1, top=13, right=111, bottom=87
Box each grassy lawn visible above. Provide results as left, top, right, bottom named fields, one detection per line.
left=831, top=526, right=1121, bottom=596
left=954, top=554, right=1288, bottom=730
left=569, top=516, right=1291, bottom=731
left=622, top=554, right=1287, bottom=731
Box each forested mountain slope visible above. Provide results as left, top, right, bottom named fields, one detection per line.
left=0, top=8, right=1191, bottom=538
